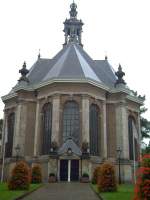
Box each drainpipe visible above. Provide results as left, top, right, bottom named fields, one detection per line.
left=133, top=135, right=136, bottom=184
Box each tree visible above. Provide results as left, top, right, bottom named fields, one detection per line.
left=130, top=91, right=150, bottom=140
left=133, top=154, right=150, bottom=200
left=0, top=119, right=3, bottom=133
left=0, top=119, right=3, bottom=139
left=97, top=162, right=117, bottom=192
left=31, top=164, right=42, bottom=183
left=142, top=142, right=150, bottom=154
left=140, top=106, right=150, bottom=139
left=8, top=161, right=30, bottom=190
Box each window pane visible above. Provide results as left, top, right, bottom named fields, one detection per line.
left=90, top=104, right=100, bottom=156
left=5, top=113, right=15, bottom=158
left=63, top=101, right=80, bottom=145
left=128, top=116, right=135, bottom=160
left=42, top=103, right=52, bottom=154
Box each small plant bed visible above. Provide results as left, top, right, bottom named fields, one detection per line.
left=0, top=183, right=43, bottom=200
left=49, top=173, right=57, bottom=183
left=80, top=173, right=89, bottom=183
left=91, top=184, right=134, bottom=200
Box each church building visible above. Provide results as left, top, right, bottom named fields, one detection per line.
left=1, top=2, right=143, bottom=182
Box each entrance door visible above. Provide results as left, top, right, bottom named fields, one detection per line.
left=60, top=160, right=68, bottom=181
left=70, top=160, right=79, bottom=181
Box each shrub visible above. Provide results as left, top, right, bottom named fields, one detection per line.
left=49, top=173, right=55, bottom=177
left=8, top=161, right=30, bottom=190
left=134, top=154, right=150, bottom=200
left=97, top=162, right=117, bottom=192
left=92, top=166, right=101, bottom=184
left=82, top=173, right=89, bottom=178
left=31, top=164, right=42, bottom=184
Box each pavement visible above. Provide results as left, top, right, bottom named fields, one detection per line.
left=22, top=182, right=100, bottom=200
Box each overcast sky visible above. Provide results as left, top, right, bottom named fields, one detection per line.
left=0, top=0, right=150, bottom=124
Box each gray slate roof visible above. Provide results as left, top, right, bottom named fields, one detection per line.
left=21, top=42, right=117, bottom=88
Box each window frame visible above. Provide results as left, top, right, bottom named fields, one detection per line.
left=62, top=101, right=80, bottom=145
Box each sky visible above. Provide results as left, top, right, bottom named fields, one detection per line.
left=0, top=0, right=150, bottom=129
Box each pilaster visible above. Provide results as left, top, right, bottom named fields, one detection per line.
left=34, top=100, right=40, bottom=156
left=116, top=101, right=129, bottom=159
left=52, top=95, right=60, bottom=144
left=82, top=95, right=89, bottom=143
left=137, top=112, right=142, bottom=154
left=1, top=112, right=7, bottom=158
left=102, top=101, right=107, bottom=158
left=13, top=101, right=27, bottom=156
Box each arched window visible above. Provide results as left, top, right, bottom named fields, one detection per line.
left=42, top=103, right=52, bottom=154
left=128, top=116, right=133, bottom=160
left=128, top=116, right=138, bottom=161
left=90, top=104, right=100, bottom=156
left=5, top=113, right=15, bottom=158
left=63, top=101, right=80, bottom=144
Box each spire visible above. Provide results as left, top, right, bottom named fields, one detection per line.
left=38, top=49, right=41, bottom=59
left=63, top=2, right=84, bottom=47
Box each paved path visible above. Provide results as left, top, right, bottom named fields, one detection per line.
left=22, top=183, right=99, bottom=200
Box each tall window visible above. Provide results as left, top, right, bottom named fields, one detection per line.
left=42, top=103, right=52, bottom=154
left=5, top=113, right=15, bottom=158
left=128, top=116, right=134, bottom=160
left=90, top=104, right=100, bottom=155
left=128, top=116, right=138, bottom=161
left=63, top=101, right=80, bottom=144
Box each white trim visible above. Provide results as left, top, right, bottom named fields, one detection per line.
left=1, top=93, right=17, bottom=101
left=127, top=95, right=143, bottom=105
left=57, top=160, right=60, bottom=181
left=68, top=160, right=71, bottom=182
left=133, top=130, right=136, bottom=184
left=2, top=78, right=143, bottom=107
left=1, top=114, right=7, bottom=183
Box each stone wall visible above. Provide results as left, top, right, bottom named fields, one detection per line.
left=106, top=104, right=116, bottom=158
left=24, top=102, right=36, bottom=156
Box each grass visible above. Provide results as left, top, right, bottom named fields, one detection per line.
left=91, top=184, right=134, bottom=200
left=0, top=183, right=42, bottom=200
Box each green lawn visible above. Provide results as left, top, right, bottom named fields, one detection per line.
left=0, top=183, right=42, bottom=200
left=91, top=184, right=134, bottom=200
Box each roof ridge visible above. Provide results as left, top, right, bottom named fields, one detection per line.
left=74, top=45, right=101, bottom=82
left=42, top=46, right=71, bottom=81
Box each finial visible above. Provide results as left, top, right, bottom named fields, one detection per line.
left=104, top=51, right=108, bottom=60
left=18, top=61, right=29, bottom=83
left=63, top=2, right=84, bottom=46
left=70, top=1, right=78, bottom=18
left=115, top=64, right=126, bottom=86
left=38, top=49, right=41, bottom=59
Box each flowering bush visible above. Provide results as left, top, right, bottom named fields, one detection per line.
left=134, top=154, right=150, bottom=200
left=92, top=166, right=101, bottom=184
left=8, top=161, right=30, bottom=190
left=31, top=164, right=42, bottom=183
left=97, top=162, right=117, bottom=192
